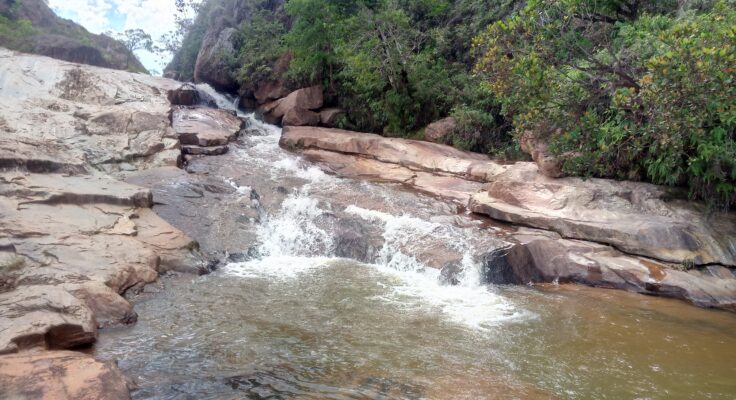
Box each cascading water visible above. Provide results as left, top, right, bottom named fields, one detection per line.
left=95, top=86, right=736, bottom=400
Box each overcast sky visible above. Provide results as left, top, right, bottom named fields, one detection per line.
left=48, top=0, right=194, bottom=74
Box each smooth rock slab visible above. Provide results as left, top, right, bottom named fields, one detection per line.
left=281, top=126, right=509, bottom=181
left=0, top=351, right=130, bottom=400
left=469, top=163, right=736, bottom=266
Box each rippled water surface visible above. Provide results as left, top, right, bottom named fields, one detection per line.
left=96, top=259, right=736, bottom=399
left=96, top=87, right=736, bottom=399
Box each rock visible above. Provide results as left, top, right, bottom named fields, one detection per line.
left=468, top=163, right=736, bottom=266
left=334, top=218, right=379, bottom=263
left=491, top=230, right=736, bottom=310
left=280, top=124, right=736, bottom=310
left=194, top=28, right=238, bottom=92
left=520, top=130, right=563, bottom=178
left=0, top=285, right=96, bottom=354
left=281, top=126, right=509, bottom=182
left=172, top=106, right=243, bottom=147
left=283, top=107, right=321, bottom=126
left=0, top=50, right=179, bottom=174
left=424, top=117, right=457, bottom=143
left=253, top=52, right=293, bottom=104
left=0, top=351, right=131, bottom=400
left=261, top=86, right=324, bottom=125
left=0, top=50, right=201, bottom=378
left=254, top=80, right=289, bottom=105
left=182, top=145, right=229, bottom=156
left=319, top=108, right=345, bottom=127
left=167, top=83, right=200, bottom=106
left=2, top=172, right=153, bottom=208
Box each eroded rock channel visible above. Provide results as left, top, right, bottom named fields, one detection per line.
left=1, top=49, right=735, bottom=399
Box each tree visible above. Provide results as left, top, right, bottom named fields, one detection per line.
left=107, top=29, right=153, bottom=69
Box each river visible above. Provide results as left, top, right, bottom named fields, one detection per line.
left=94, top=87, right=736, bottom=400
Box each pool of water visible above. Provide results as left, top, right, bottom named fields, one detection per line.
left=96, top=257, right=736, bottom=399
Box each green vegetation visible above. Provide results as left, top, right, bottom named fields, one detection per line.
left=172, top=0, right=735, bottom=208
left=0, top=14, right=37, bottom=50
left=475, top=0, right=736, bottom=208
left=0, top=0, right=147, bottom=73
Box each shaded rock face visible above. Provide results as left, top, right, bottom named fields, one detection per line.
left=424, top=117, right=457, bottom=143
left=279, top=124, right=736, bottom=311
left=320, top=108, right=344, bottom=127
left=252, top=52, right=293, bottom=105
left=167, top=83, right=200, bottom=106
left=0, top=351, right=131, bottom=400
left=194, top=28, right=238, bottom=92
left=0, top=0, right=146, bottom=72
left=486, top=230, right=736, bottom=311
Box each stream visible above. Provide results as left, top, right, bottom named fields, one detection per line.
left=95, top=87, right=736, bottom=400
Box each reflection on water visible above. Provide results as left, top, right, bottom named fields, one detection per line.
left=96, top=259, right=736, bottom=400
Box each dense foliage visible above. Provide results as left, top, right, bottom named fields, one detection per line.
left=172, top=0, right=735, bottom=207
left=220, top=0, right=519, bottom=152
left=474, top=0, right=736, bottom=208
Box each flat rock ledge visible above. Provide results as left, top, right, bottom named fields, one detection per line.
left=280, top=126, right=736, bottom=311
left=0, top=49, right=234, bottom=396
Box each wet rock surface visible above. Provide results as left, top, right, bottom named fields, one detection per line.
left=280, top=124, right=736, bottom=311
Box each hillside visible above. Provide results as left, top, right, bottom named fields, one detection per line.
left=0, top=0, right=147, bottom=73
left=168, top=0, right=735, bottom=209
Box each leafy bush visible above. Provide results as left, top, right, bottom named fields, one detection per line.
left=474, top=0, right=736, bottom=208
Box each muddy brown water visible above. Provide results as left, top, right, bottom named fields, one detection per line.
left=96, top=89, right=736, bottom=399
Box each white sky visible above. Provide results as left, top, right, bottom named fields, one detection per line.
left=48, top=0, right=197, bottom=74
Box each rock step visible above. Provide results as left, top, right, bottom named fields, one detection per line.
left=182, top=145, right=229, bottom=156
left=1, top=173, right=153, bottom=208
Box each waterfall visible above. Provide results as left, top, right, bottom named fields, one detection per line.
left=188, top=83, right=527, bottom=328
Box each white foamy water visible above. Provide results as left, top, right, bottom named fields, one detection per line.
left=256, top=191, right=334, bottom=257
left=200, top=84, right=530, bottom=330
left=225, top=255, right=333, bottom=279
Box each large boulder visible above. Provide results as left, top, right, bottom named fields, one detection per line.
left=194, top=28, right=238, bottom=92
left=260, top=86, right=323, bottom=126
left=424, top=117, right=457, bottom=143
left=172, top=107, right=244, bottom=147
left=0, top=351, right=131, bottom=400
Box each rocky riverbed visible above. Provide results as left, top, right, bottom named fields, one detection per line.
left=1, top=48, right=735, bottom=399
